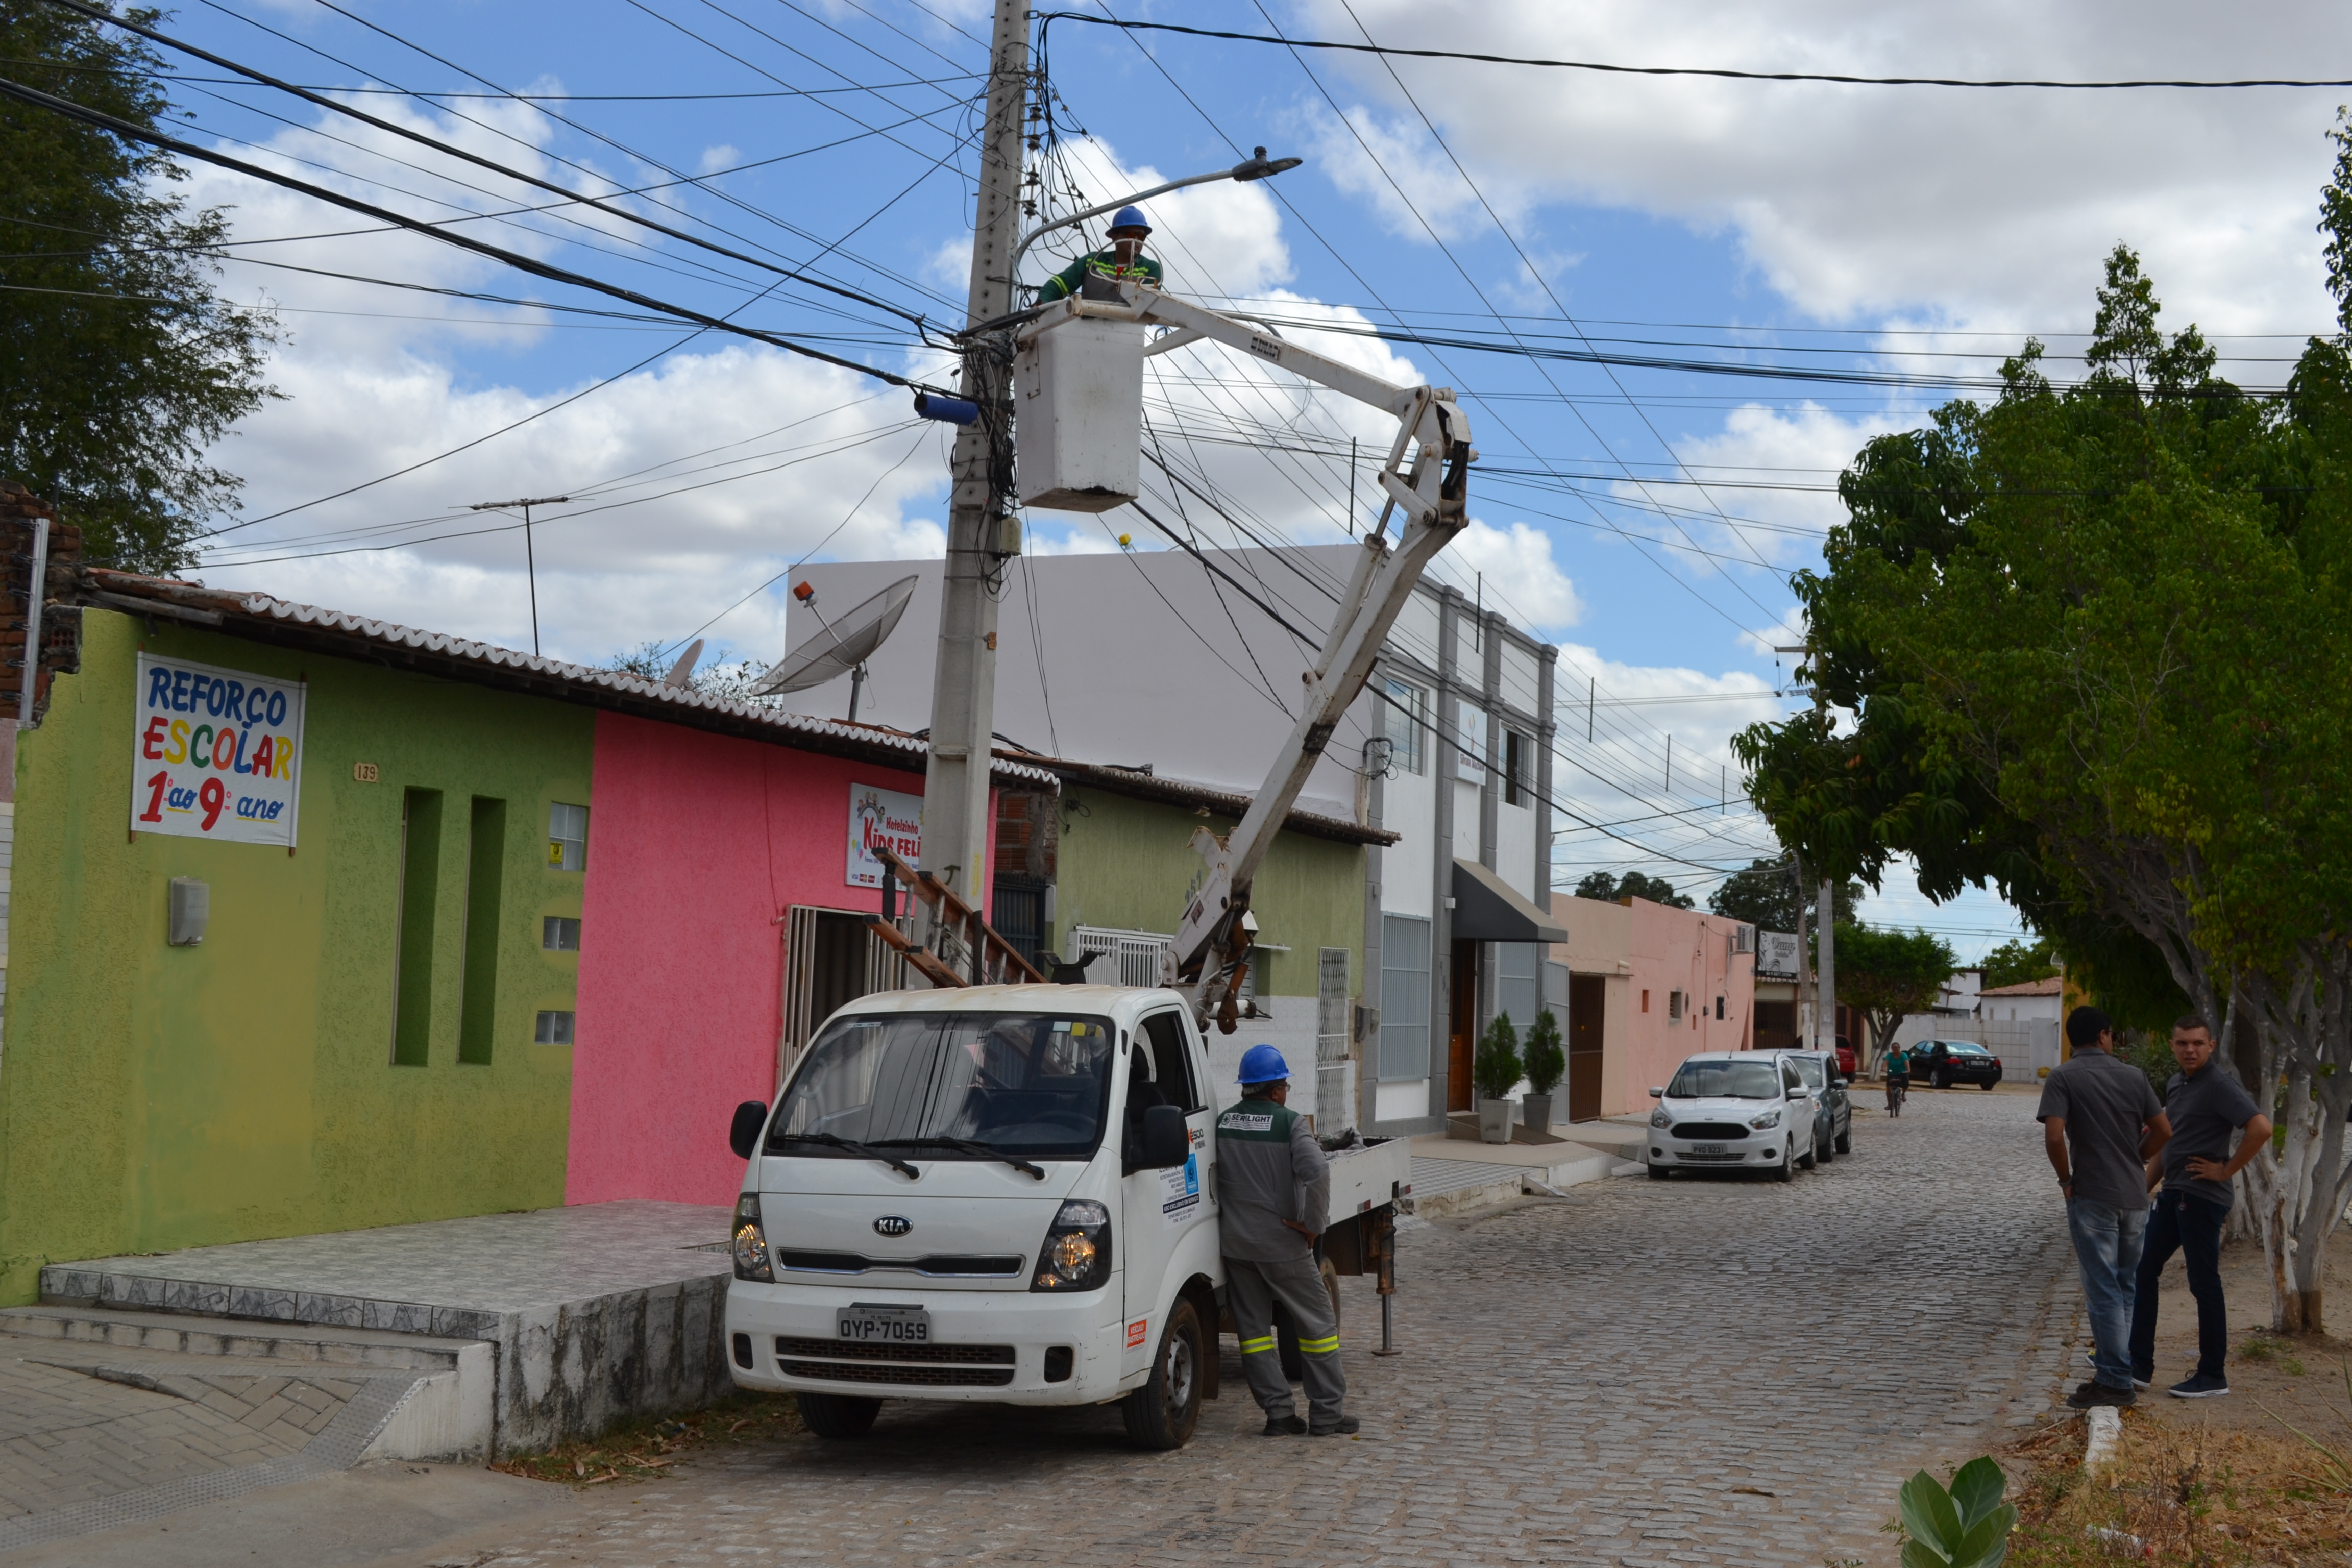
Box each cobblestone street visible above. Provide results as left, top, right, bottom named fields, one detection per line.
left=425, top=1086, right=2076, bottom=1568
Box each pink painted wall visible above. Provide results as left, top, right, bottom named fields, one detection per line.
left=1549, top=894, right=1756, bottom=1118
left=565, top=714, right=992, bottom=1207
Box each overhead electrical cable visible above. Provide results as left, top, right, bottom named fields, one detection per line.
left=46, top=0, right=937, bottom=330
left=1035, top=14, right=2352, bottom=89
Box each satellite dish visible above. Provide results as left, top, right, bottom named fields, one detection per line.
left=664, top=639, right=704, bottom=688
left=750, top=574, right=919, bottom=698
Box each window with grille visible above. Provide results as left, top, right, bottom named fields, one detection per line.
left=1378, top=915, right=1431, bottom=1082
left=547, top=802, right=588, bottom=872
left=1496, top=942, right=1539, bottom=1041
left=1381, top=678, right=1426, bottom=775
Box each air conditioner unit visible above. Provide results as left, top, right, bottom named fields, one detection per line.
left=1732, top=925, right=1755, bottom=955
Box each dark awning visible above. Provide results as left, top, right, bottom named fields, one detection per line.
left=1452, top=859, right=1569, bottom=944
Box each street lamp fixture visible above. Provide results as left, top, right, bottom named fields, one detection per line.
left=1006, top=147, right=1302, bottom=284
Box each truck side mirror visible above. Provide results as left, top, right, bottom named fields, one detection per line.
left=729, top=1100, right=768, bottom=1160
left=1138, top=1104, right=1189, bottom=1169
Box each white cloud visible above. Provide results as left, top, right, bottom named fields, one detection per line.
left=697, top=144, right=741, bottom=175
left=1293, top=0, right=2350, bottom=332
left=1618, top=400, right=1910, bottom=567
left=1448, top=519, right=1583, bottom=630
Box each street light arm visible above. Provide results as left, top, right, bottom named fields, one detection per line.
left=1005, top=148, right=1301, bottom=286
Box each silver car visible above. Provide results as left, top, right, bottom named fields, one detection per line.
left=1645, top=1052, right=1820, bottom=1183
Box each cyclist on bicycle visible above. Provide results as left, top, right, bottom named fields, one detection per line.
left=1884, top=1043, right=1912, bottom=1117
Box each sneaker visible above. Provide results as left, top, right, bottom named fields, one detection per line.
left=2067, top=1380, right=2136, bottom=1409
left=1308, top=1415, right=1361, bottom=1436
left=1261, top=1413, right=1306, bottom=1436
left=2168, top=1373, right=2231, bottom=1399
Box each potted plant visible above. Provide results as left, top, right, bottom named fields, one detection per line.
left=1472, top=1012, right=1522, bottom=1143
left=1521, top=1008, right=1566, bottom=1134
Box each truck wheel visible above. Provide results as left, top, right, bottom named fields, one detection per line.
left=1122, top=1297, right=1204, bottom=1450
left=795, top=1391, right=880, bottom=1440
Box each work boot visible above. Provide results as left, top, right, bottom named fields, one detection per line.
left=1309, top=1415, right=1361, bottom=1436
left=1261, top=1412, right=1306, bottom=1436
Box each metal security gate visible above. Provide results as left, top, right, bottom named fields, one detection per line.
left=778, top=905, right=908, bottom=1083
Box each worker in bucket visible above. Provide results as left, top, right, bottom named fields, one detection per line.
left=1036, top=205, right=1164, bottom=301
left=1215, top=1044, right=1357, bottom=1437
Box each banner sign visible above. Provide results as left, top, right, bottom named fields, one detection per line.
left=132, top=653, right=306, bottom=847
left=846, top=781, right=923, bottom=889
left=1757, top=930, right=1801, bottom=980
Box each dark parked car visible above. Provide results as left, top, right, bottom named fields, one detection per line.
left=1914, top=1039, right=2004, bottom=1090
left=1775, top=1049, right=1852, bottom=1159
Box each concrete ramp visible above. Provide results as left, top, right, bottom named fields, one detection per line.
left=34, top=1200, right=733, bottom=1456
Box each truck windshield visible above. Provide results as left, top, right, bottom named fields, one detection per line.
left=769, top=1012, right=1117, bottom=1162
left=1667, top=1060, right=1780, bottom=1100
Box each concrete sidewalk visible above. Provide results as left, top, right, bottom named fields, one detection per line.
left=1407, top=1124, right=1644, bottom=1219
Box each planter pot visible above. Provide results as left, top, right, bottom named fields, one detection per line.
left=1521, top=1093, right=1554, bottom=1136
left=1477, top=1097, right=1513, bottom=1144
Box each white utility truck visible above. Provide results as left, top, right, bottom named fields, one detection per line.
left=721, top=274, right=1470, bottom=1448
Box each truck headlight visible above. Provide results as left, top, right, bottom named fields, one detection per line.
left=732, top=1192, right=774, bottom=1283
left=1749, top=1110, right=1782, bottom=1130
left=1649, top=1108, right=1671, bottom=1128
left=1032, top=1199, right=1113, bottom=1292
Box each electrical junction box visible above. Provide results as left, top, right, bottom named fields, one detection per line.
left=167, top=876, right=209, bottom=946
left=1014, top=303, right=1143, bottom=513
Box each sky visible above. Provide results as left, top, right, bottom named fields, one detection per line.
left=117, top=0, right=2352, bottom=959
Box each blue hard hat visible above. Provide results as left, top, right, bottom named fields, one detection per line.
left=1108, top=205, right=1150, bottom=235
left=1238, top=1043, right=1290, bottom=1085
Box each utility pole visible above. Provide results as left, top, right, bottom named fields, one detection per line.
left=1776, top=640, right=1834, bottom=1051
left=919, top=0, right=1028, bottom=938
left=469, top=495, right=568, bottom=655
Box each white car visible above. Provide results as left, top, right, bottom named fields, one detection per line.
left=1644, top=1052, right=1820, bottom=1182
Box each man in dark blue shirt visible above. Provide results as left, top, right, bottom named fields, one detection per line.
left=2128, top=1013, right=2270, bottom=1399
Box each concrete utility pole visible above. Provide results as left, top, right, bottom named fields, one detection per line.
left=1776, top=639, right=1835, bottom=1051
left=919, top=0, right=1029, bottom=928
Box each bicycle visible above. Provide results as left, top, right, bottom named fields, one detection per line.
left=1885, top=1073, right=1907, bottom=1118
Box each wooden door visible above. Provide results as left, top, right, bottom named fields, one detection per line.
left=1567, top=973, right=1605, bottom=1122
left=1447, top=942, right=1477, bottom=1111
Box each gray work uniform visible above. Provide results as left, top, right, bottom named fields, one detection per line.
left=1214, top=1096, right=1346, bottom=1425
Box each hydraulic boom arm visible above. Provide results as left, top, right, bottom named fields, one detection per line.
left=1114, top=289, right=1475, bottom=1033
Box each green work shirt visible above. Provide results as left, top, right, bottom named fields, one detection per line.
left=1037, top=249, right=1165, bottom=302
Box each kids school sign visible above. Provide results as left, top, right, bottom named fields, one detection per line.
left=131, top=654, right=307, bottom=847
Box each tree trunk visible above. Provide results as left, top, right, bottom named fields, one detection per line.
left=2243, top=950, right=2352, bottom=1338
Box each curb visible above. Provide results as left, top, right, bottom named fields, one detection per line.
left=2082, top=1404, right=2123, bottom=1472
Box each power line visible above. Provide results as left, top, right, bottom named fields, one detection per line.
left=0, top=74, right=946, bottom=388
left=1035, top=14, right=2352, bottom=89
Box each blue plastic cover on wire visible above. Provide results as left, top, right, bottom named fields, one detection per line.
left=914, top=391, right=979, bottom=425
left=1109, top=205, right=1150, bottom=234
left=1238, top=1043, right=1291, bottom=1084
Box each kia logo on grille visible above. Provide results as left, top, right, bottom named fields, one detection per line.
left=873, top=1215, right=913, bottom=1237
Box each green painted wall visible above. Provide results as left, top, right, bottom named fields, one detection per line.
left=1048, top=785, right=1365, bottom=998
left=0, top=609, right=595, bottom=1304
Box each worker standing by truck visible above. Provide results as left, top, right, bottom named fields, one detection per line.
left=1215, top=1045, right=1357, bottom=1437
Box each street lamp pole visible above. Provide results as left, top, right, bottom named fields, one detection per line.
left=469, top=495, right=569, bottom=656
left=1004, top=147, right=1302, bottom=284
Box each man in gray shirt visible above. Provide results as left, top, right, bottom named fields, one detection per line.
left=2038, top=1006, right=2171, bottom=1407
left=2129, top=1013, right=2270, bottom=1399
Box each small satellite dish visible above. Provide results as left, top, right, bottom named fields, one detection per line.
left=750, top=574, right=919, bottom=698
left=664, top=639, right=704, bottom=688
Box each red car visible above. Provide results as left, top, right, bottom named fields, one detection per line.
left=1833, top=1041, right=1858, bottom=1077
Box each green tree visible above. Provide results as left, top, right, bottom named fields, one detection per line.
left=1521, top=1006, right=1565, bottom=1097
left=607, top=641, right=781, bottom=704
left=1733, top=122, right=2352, bottom=1332
left=1472, top=1012, right=1521, bottom=1102
left=2, top=1, right=278, bottom=572
left=1571, top=870, right=1693, bottom=909
left=1833, top=924, right=1955, bottom=1069
left=1707, top=856, right=1860, bottom=933
left=1979, top=937, right=2060, bottom=992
